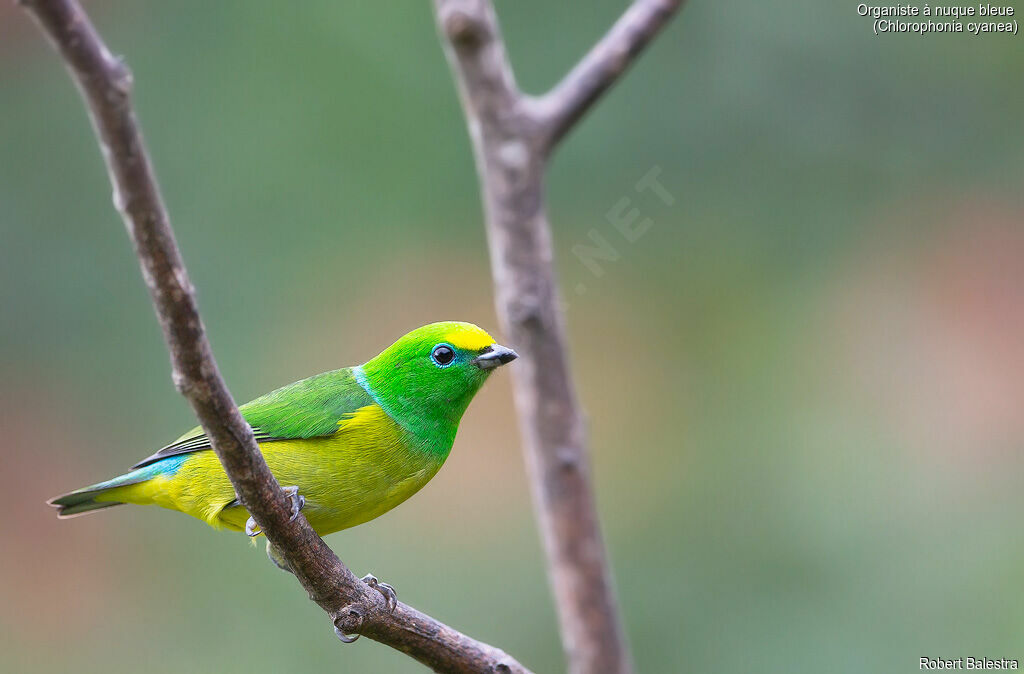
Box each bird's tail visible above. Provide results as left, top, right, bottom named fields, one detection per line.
left=48, top=467, right=155, bottom=518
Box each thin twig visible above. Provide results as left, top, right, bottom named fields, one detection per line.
left=20, top=0, right=532, bottom=671
left=534, top=0, right=683, bottom=151
left=433, top=1, right=682, bottom=673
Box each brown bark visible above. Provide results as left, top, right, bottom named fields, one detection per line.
left=432, top=1, right=683, bottom=673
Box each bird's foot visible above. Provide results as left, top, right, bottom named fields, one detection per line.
left=245, top=516, right=261, bottom=537
left=331, top=574, right=396, bottom=643
left=334, top=623, right=360, bottom=643
left=283, top=485, right=306, bottom=522
left=361, top=573, right=398, bottom=613
left=245, top=485, right=305, bottom=537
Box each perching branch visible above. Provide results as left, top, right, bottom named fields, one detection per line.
left=20, top=1, right=531, bottom=672
left=433, top=1, right=682, bottom=673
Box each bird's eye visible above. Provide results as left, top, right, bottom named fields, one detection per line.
left=430, top=344, right=456, bottom=368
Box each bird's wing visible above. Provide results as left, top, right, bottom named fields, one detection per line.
left=131, top=367, right=375, bottom=468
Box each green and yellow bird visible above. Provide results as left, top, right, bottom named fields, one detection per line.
left=50, top=321, right=516, bottom=561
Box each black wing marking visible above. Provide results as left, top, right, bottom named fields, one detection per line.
left=131, top=428, right=279, bottom=469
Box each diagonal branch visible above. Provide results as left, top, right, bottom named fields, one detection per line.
left=20, top=1, right=532, bottom=672
left=534, top=0, right=684, bottom=151
left=433, top=1, right=683, bottom=673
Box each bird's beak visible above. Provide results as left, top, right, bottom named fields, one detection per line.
left=471, top=344, right=518, bottom=370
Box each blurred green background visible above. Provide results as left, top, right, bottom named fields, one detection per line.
left=3, top=1, right=1024, bottom=672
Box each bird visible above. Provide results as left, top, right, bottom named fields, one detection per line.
left=49, top=321, right=517, bottom=606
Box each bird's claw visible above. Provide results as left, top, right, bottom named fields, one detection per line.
left=244, top=486, right=305, bottom=537
left=332, top=574, right=393, bottom=642
left=282, top=485, right=305, bottom=522
left=334, top=625, right=360, bottom=643
left=333, top=608, right=364, bottom=643
left=361, top=573, right=398, bottom=613
left=245, top=516, right=261, bottom=537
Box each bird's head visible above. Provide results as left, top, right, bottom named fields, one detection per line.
left=359, top=321, right=517, bottom=435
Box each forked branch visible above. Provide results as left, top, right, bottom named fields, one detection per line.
left=433, top=1, right=682, bottom=673
left=535, top=0, right=683, bottom=150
